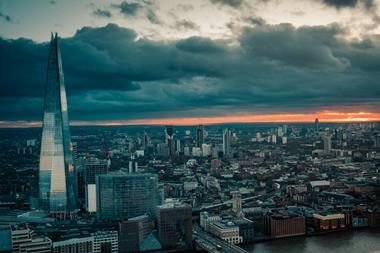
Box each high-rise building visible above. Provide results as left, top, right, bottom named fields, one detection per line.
left=374, top=134, right=380, bottom=148
left=315, top=118, right=319, bottom=132
left=196, top=125, right=204, bottom=147
left=39, top=33, right=77, bottom=216
left=165, top=126, right=175, bottom=157
left=119, top=215, right=155, bottom=253
left=323, top=133, right=332, bottom=153
left=85, top=158, right=109, bottom=185
left=231, top=191, right=244, bottom=218
left=222, top=128, right=231, bottom=158
left=83, top=158, right=109, bottom=212
left=96, top=172, right=160, bottom=221
left=156, top=200, right=192, bottom=250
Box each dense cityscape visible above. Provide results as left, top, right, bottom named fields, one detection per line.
left=0, top=33, right=379, bottom=252
left=1, top=114, right=380, bottom=253
left=1, top=0, right=380, bottom=252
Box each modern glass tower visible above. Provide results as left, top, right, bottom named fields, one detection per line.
left=39, top=33, right=77, bottom=215
left=96, top=172, right=160, bottom=221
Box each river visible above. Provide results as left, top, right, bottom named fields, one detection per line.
left=242, top=229, right=380, bottom=253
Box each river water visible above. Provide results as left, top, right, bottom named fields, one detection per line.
left=242, top=229, right=380, bottom=253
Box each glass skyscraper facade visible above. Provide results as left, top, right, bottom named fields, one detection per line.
left=96, top=172, right=160, bottom=221
left=39, top=33, right=77, bottom=214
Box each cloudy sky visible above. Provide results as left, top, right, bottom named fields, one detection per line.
left=1, top=0, right=380, bottom=126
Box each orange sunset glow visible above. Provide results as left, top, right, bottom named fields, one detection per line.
left=2, top=111, right=379, bottom=128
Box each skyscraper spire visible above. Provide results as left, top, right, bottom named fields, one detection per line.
left=39, top=33, right=77, bottom=217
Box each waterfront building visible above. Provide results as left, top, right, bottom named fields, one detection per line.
left=313, top=213, right=348, bottom=231
left=208, top=221, right=243, bottom=244
left=264, top=210, right=306, bottom=238
left=200, top=212, right=222, bottom=232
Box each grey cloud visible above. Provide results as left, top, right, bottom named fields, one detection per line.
left=93, top=8, right=112, bottom=18
left=175, top=20, right=200, bottom=31
left=209, top=0, right=243, bottom=8
left=322, top=0, right=358, bottom=8
left=1, top=23, right=380, bottom=121
left=114, top=1, right=142, bottom=16
left=0, top=12, right=12, bottom=23
left=146, top=10, right=161, bottom=24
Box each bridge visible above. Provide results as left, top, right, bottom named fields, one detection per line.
left=193, top=225, right=249, bottom=253
left=199, top=194, right=264, bottom=211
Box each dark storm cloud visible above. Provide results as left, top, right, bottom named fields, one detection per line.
left=1, top=23, right=380, bottom=121
left=209, top=0, right=243, bottom=8
left=0, top=12, right=12, bottom=23
left=93, top=8, right=112, bottom=18
left=146, top=9, right=161, bottom=24
left=114, top=1, right=142, bottom=16
left=322, top=0, right=358, bottom=8
left=175, top=20, right=200, bottom=31
left=321, top=0, right=376, bottom=9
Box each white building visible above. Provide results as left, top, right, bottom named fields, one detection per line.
left=202, top=144, right=212, bottom=157
left=192, top=147, right=202, bottom=157
left=92, top=231, right=119, bottom=253
left=200, top=212, right=222, bottom=232
left=209, top=221, right=243, bottom=244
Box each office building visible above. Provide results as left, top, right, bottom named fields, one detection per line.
left=51, top=231, right=118, bottom=253
left=200, top=212, right=222, bottom=232
left=222, top=128, right=231, bottom=158
left=315, top=118, right=319, bottom=132
left=313, top=213, right=348, bottom=231
left=208, top=221, right=243, bottom=244
left=264, top=210, right=306, bottom=238
left=10, top=224, right=51, bottom=253
left=323, top=133, right=332, bottom=153
left=231, top=191, right=244, bottom=218
left=93, top=231, right=119, bottom=253
left=39, top=33, right=77, bottom=216
left=202, top=143, right=211, bottom=157
left=196, top=125, right=204, bottom=147
left=119, top=215, right=156, bottom=253
left=165, top=126, right=175, bottom=157
left=96, top=172, right=160, bottom=221
left=85, top=158, right=109, bottom=185
left=157, top=200, right=192, bottom=250
left=52, top=237, right=93, bottom=253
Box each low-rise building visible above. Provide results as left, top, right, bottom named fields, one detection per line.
left=208, top=221, right=243, bottom=244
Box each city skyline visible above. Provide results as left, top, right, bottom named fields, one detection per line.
left=1, top=0, right=380, bottom=126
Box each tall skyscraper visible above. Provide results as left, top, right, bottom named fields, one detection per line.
left=315, top=118, right=319, bottom=132
left=223, top=128, right=231, bottom=158
left=96, top=172, right=160, bottom=221
left=323, top=133, right=332, bottom=153
left=39, top=33, right=77, bottom=216
left=165, top=126, right=175, bottom=157
left=196, top=125, right=204, bottom=147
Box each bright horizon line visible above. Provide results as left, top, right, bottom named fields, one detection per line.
left=1, top=111, right=380, bottom=128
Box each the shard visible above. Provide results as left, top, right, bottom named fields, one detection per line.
left=39, top=33, right=77, bottom=216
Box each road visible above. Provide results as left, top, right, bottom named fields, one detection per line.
left=193, top=225, right=249, bottom=253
